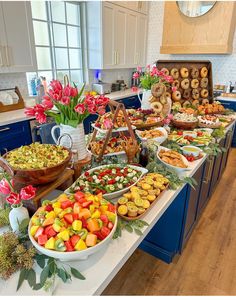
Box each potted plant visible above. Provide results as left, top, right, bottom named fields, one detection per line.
left=25, top=80, right=110, bottom=160
left=133, top=65, right=174, bottom=110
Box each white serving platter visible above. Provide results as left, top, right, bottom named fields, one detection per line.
left=135, top=127, right=168, bottom=144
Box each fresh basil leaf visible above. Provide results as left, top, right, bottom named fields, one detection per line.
left=17, top=269, right=27, bottom=291
left=70, top=267, right=85, bottom=280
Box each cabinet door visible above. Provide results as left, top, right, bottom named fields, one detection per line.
left=0, top=4, right=8, bottom=73
left=136, top=14, right=147, bottom=67
left=1, top=1, right=36, bottom=73
left=139, top=1, right=149, bottom=14
left=125, top=11, right=137, bottom=67
left=219, top=129, right=233, bottom=176
left=114, top=6, right=126, bottom=67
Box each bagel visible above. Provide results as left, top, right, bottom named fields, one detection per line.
left=200, top=78, right=208, bottom=88
left=201, top=89, right=209, bottom=98
left=191, top=68, right=199, bottom=78
left=172, top=80, right=180, bottom=89
left=180, top=67, right=189, bottom=78
left=149, top=95, right=158, bottom=103
left=183, top=101, right=191, bottom=108
left=151, top=101, right=163, bottom=113
left=181, top=79, right=190, bottom=90
left=192, top=89, right=199, bottom=100
left=200, top=66, right=208, bottom=78
left=161, top=68, right=169, bottom=76
left=160, top=94, right=167, bottom=105
left=172, top=90, right=181, bottom=102
left=202, top=99, right=209, bottom=105
left=170, top=68, right=179, bottom=79
left=183, top=89, right=191, bottom=99
left=166, top=92, right=171, bottom=98
left=192, top=99, right=200, bottom=108
left=191, top=79, right=199, bottom=89
left=151, top=83, right=166, bottom=98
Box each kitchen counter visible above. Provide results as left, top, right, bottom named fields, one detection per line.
left=216, top=96, right=236, bottom=102
left=106, top=88, right=142, bottom=101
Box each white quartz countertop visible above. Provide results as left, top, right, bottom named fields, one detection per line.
left=216, top=96, right=236, bottom=102
left=106, top=88, right=142, bottom=101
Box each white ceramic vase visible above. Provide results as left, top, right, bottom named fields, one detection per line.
left=137, top=89, right=152, bottom=110
left=51, top=123, right=88, bottom=160
left=9, top=204, right=29, bottom=232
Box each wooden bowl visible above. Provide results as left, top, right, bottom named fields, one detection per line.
left=0, top=146, right=72, bottom=185
left=172, top=119, right=198, bottom=130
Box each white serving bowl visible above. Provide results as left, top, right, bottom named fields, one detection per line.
left=28, top=214, right=117, bottom=261
left=136, top=127, right=168, bottom=144
left=65, top=164, right=148, bottom=200
left=181, top=145, right=202, bottom=158
left=156, top=146, right=191, bottom=173
left=183, top=131, right=197, bottom=138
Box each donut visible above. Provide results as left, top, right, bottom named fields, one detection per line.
left=151, top=83, right=166, bottom=98
left=166, top=92, right=171, bottom=98
left=180, top=67, right=189, bottom=78
left=172, top=90, right=181, bottom=102
left=191, top=68, right=199, bottom=78
left=181, top=79, right=190, bottom=90
left=172, top=80, right=180, bottom=89
left=200, top=78, right=208, bottom=88
left=202, top=99, right=209, bottom=105
left=183, top=89, right=191, bottom=99
left=170, top=68, right=179, bottom=79
left=151, top=101, right=163, bottom=113
left=160, top=94, right=167, bottom=105
left=161, top=68, right=169, bottom=76
left=201, top=89, right=209, bottom=98
left=192, top=100, right=200, bottom=108
left=183, top=101, right=191, bottom=108
left=192, top=89, right=199, bottom=100
left=200, top=66, right=208, bottom=78
left=191, top=79, right=199, bottom=89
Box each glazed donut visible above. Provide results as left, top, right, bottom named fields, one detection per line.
left=192, top=99, right=200, bottom=108
left=183, top=89, right=191, bottom=99
left=191, top=79, right=199, bottom=89
left=181, top=79, right=190, bottom=90
left=166, top=92, right=171, bottom=98
left=161, top=68, right=169, bottom=76
left=170, top=68, right=179, bottom=79
left=200, top=78, right=208, bottom=88
left=151, top=101, right=163, bottom=113
left=183, top=101, right=191, bottom=108
left=160, top=94, right=167, bottom=105
left=151, top=83, right=166, bottom=98
left=180, top=67, right=189, bottom=78
left=172, top=80, right=180, bottom=89
left=172, top=90, right=181, bottom=102
left=202, top=99, right=209, bottom=105
left=191, top=68, right=199, bottom=78
left=200, top=67, right=208, bottom=78
left=192, top=89, right=199, bottom=100
left=201, top=89, right=209, bottom=98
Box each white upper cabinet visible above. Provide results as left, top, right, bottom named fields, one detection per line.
left=136, top=14, right=148, bottom=67
left=110, top=1, right=149, bottom=14
left=0, top=1, right=37, bottom=73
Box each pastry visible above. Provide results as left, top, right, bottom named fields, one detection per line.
left=183, top=89, right=191, bottom=99
left=180, top=67, right=189, bottom=78
left=160, top=94, right=167, bottom=105
left=191, top=68, right=199, bottom=78
left=183, top=101, right=191, bottom=108
left=170, top=68, right=179, bottom=79
left=200, top=66, right=208, bottom=78
left=151, top=101, right=163, bottom=113
left=172, top=80, right=180, bottom=89
left=151, top=83, right=166, bottom=97
left=192, top=99, right=200, bottom=108
left=192, top=89, right=199, bottom=100
left=161, top=68, right=169, bottom=76
left=202, top=99, right=209, bottom=105
left=181, top=79, right=190, bottom=90
left=191, top=79, right=199, bottom=89
left=172, top=90, right=181, bottom=101
left=201, top=89, right=209, bottom=98
left=200, top=78, right=208, bottom=88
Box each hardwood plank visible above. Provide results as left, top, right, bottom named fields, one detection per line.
left=103, top=149, right=236, bottom=295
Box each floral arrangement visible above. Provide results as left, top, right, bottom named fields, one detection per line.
left=133, top=65, right=174, bottom=90
left=25, top=80, right=110, bottom=128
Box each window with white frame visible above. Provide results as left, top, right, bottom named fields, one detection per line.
left=28, top=1, right=84, bottom=95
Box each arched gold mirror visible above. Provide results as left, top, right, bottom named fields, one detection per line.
left=177, top=1, right=216, bottom=17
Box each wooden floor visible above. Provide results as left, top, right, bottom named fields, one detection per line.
left=103, top=148, right=236, bottom=296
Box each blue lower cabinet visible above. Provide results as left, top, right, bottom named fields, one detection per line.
left=83, top=114, right=99, bottom=135
left=139, top=185, right=189, bottom=263
left=219, top=127, right=234, bottom=178
left=220, top=100, right=236, bottom=147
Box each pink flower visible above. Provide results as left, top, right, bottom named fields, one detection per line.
left=146, top=64, right=150, bottom=70
left=75, top=103, right=86, bottom=114
left=133, top=72, right=140, bottom=79
left=103, top=118, right=113, bottom=129
left=95, top=96, right=109, bottom=106
left=50, top=80, right=63, bottom=92
left=42, top=98, right=53, bottom=110
left=60, top=96, right=70, bottom=105
left=97, top=106, right=106, bottom=115
left=164, top=75, right=174, bottom=83
left=172, top=86, right=177, bottom=92
left=0, top=179, right=11, bottom=195
left=87, top=104, right=97, bottom=114
left=34, top=104, right=47, bottom=123
left=48, top=89, right=62, bottom=101
left=70, top=87, right=78, bottom=97
left=131, top=86, right=138, bottom=92
left=137, top=66, right=142, bottom=72
left=167, top=113, right=173, bottom=120
left=6, top=192, right=21, bottom=205
left=25, top=107, right=36, bottom=117
left=163, top=118, right=171, bottom=125
left=84, top=95, right=95, bottom=106
left=20, top=185, right=36, bottom=200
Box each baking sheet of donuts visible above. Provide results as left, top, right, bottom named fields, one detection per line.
left=156, top=60, right=213, bottom=108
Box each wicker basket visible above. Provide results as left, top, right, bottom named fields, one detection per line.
left=198, top=122, right=221, bottom=129
left=172, top=119, right=198, bottom=130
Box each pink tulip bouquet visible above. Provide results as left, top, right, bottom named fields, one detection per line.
left=25, top=80, right=110, bottom=128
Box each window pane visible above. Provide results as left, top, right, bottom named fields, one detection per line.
left=68, top=26, right=81, bottom=48
left=56, top=70, right=70, bottom=83
left=36, top=47, right=51, bottom=70
left=71, top=70, right=83, bottom=84
left=38, top=71, right=53, bottom=86
left=33, top=20, right=49, bottom=46
left=69, top=49, right=82, bottom=69
left=53, top=23, right=67, bottom=47
left=51, top=1, right=65, bottom=23
left=31, top=1, right=47, bottom=20
left=55, top=48, right=68, bottom=69
left=66, top=3, right=80, bottom=25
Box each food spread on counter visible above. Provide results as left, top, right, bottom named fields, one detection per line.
left=158, top=149, right=188, bottom=168
left=137, top=128, right=164, bottom=139
left=127, top=108, right=164, bottom=127
left=173, top=113, right=198, bottom=123
left=168, top=129, right=213, bottom=146
left=198, top=115, right=221, bottom=128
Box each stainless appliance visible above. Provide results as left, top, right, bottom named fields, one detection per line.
left=92, top=82, right=111, bottom=95
left=131, top=71, right=140, bottom=87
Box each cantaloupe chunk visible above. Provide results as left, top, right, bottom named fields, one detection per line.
left=79, top=208, right=91, bottom=220
left=85, top=233, right=97, bottom=247
left=87, top=219, right=100, bottom=233
left=57, top=194, right=69, bottom=202
left=42, top=217, right=55, bottom=227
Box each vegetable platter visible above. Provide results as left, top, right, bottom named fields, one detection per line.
left=168, top=129, right=213, bottom=146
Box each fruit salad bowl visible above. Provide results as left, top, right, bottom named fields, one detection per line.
left=28, top=192, right=117, bottom=261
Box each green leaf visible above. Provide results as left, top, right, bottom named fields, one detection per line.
left=57, top=268, right=67, bottom=283
left=137, top=220, right=149, bottom=227
left=40, top=265, right=50, bottom=286
left=36, top=256, right=45, bottom=269
left=33, top=283, right=43, bottom=291
left=70, top=267, right=85, bottom=280
left=67, top=119, right=79, bottom=128
left=48, top=258, right=56, bottom=274
left=27, top=269, right=36, bottom=288
left=18, top=218, right=29, bottom=233
left=134, top=228, right=143, bottom=236
left=17, top=269, right=27, bottom=291
left=125, top=224, right=133, bottom=233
